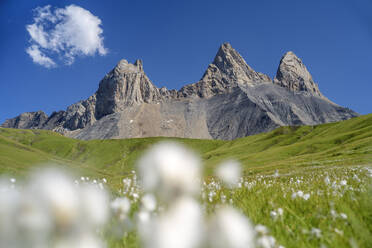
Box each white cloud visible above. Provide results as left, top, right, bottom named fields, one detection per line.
left=26, top=45, right=56, bottom=68
left=26, top=5, right=107, bottom=67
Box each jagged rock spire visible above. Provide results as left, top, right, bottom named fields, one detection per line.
left=1, top=111, right=48, bottom=129
left=179, top=43, right=272, bottom=98
left=95, top=59, right=163, bottom=119
left=134, top=59, right=143, bottom=71
left=203, top=42, right=271, bottom=85
left=274, top=51, right=325, bottom=99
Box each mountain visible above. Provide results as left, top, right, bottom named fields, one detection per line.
left=2, top=43, right=358, bottom=140
left=274, top=51, right=327, bottom=100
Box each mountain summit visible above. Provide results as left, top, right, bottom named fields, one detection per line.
left=2, top=43, right=358, bottom=140
left=179, top=43, right=271, bottom=98
left=209, top=42, right=271, bottom=85
left=95, top=58, right=164, bottom=119
left=274, top=51, right=327, bottom=100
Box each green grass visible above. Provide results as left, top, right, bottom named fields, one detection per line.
left=227, top=166, right=372, bottom=248
left=0, top=114, right=371, bottom=247
left=105, top=165, right=372, bottom=248
left=0, top=114, right=371, bottom=184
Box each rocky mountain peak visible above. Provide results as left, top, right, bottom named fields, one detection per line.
left=206, top=42, right=271, bottom=85
left=134, top=59, right=143, bottom=71
left=274, top=51, right=325, bottom=99
left=2, top=110, right=48, bottom=129
left=178, top=43, right=272, bottom=98
left=114, top=59, right=144, bottom=74
left=95, top=59, right=163, bottom=119
left=212, top=42, right=246, bottom=71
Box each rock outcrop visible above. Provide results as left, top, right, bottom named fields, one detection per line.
left=274, top=51, right=327, bottom=100
left=95, top=59, right=165, bottom=119
left=178, top=42, right=272, bottom=98
left=2, top=111, right=48, bottom=129
left=2, top=43, right=358, bottom=140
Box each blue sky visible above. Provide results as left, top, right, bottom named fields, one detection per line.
left=0, top=0, right=371, bottom=123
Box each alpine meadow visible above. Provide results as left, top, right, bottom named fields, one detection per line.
left=1, top=1, right=371, bottom=248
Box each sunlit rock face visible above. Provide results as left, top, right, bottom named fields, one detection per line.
left=2, top=43, right=358, bottom=140
left=178, top=42, right=272, bottom=98
left=274, top=51, right=325, bottom=100
left=1, top=110, right=48, bottom=129
left=95, top=59, right=165, bottom=119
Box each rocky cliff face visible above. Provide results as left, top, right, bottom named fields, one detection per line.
left=178, top=43, right=272, bottom=98
left=95, top=59, right=165, bottom=119
left=2, top=111, right=48, bottom=129
left=274, top=51, right=327, bottom=100
left=2, top=43, right=358, bottom=140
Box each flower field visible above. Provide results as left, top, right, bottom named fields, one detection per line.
left=0, top=114, right=371, bottom=247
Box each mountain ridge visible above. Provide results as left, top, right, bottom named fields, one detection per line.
left=2, top=43, right=358, bottom=140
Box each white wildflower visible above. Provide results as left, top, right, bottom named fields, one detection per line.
left=79, top=184, right=109, bottom=226
left=208, top=206, right=255, bottom=248
left=28, top=169, right=80, bottom=228
left=291, top=192, right=297, bottom=199
left=270, top=211, right=278, bottom=220
left=324, top=176, right=330, bottom=185
left=221, top=194, right=226, bottom=204
left=334, top=228, right=343, bottom=236
left=0, top=168, right=109, bottom=248
left=257, top=235, right=276, bottom=248
left=141, top=197, right=203, bottom=248
left=330, top=209, right=338, bottom=218
left=277, top=208, right=284, bottom=216
left=215, top=160, right=242, bottom=188
left=352, top=174, right=360, bottom=182
left=340, top=213, right=347, bottom=219
left=111, top=197, right=131, bottom=220
left=297, top=191, right=304, bottom=198
left=142, top=194, right=157, bottom=212
left=311, top=228, right=322, bottom=238
left=137, top=210, right=151, bottom=224
left=303, top=193, right=310, bottom=200
left=255, top=224, right=269, bottom=235
left=132, top=192, right=140, bottom=200
left=138, top=142, right=201, bottom=202
left=98, top=182, right=104, bottom=190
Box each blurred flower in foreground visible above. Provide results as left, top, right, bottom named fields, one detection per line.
left=111, top=197, right=131, bottom=220
left=137, top=142, right=256, bottom=248
left=141, top=193, right=157, bottom=212
left=208, top=206, right=255, bottom=248
left=215, top=160, right=242, bottom=188
left=0, top=168, right=109, bottom=248
left=138, top=142, right=201, bottom=202
left=140, top=196, right=203, bottom=248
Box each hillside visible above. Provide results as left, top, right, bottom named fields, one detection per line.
left=0, top=114, right=371, bottom=187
